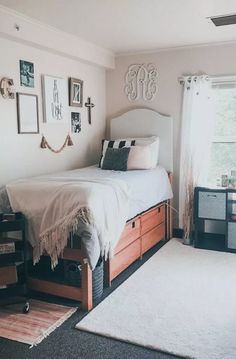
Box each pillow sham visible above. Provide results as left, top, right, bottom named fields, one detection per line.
left=99, top=139, right=135, bottom=168
left=115, top=136, right=159, bottom=168
left=101, top=147, right=131, bottom=171
left=127, top=145, right=153, bottom=170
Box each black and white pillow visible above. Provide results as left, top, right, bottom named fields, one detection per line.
left=99, top=139, right=135, bottom=168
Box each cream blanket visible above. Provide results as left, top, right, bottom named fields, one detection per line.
left=6, top=174, right=130, bottom=269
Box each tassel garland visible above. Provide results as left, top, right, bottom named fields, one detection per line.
left=67, top=135, right=74, bottom=146
left=40, top=134, right=74, bottom=153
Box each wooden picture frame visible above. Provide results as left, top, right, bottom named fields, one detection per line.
left=69, top=77, right=83, bottom=107
left=16, top=93, right=39, bottom=134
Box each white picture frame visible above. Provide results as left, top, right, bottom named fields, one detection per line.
left=16, top=93, right=39, bottom=134
left=42, top=75, right=68, bottom=123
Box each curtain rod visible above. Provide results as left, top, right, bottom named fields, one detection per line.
left=179, top=74, right=236, bottom=85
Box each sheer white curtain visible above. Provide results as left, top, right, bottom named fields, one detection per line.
left=179, top=75, right=215, bottom=242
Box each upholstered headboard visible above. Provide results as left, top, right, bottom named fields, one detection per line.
left=110, top=108, right=173, bottom=172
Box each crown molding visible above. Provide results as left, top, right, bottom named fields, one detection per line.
left=0, top=5, right=115, bottom=69
left=116, top=38, right=236, bottom=57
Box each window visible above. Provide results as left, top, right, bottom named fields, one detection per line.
left=208, top=83, right=236, bottom=185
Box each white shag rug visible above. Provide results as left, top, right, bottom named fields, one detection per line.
left=76, top=239, right=236, bottom=359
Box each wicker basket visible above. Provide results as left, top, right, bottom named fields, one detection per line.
left=64, top=258, right=104, bottom=304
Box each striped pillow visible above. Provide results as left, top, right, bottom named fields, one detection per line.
left=99, top=139, right=135, bottom=168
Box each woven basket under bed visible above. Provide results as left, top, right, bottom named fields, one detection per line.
left=65, top=258, right=104, bottom=304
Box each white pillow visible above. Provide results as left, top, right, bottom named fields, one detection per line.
left=116, top=136, right=159, bottom=168
left=127, top=145, right=153, bottom=170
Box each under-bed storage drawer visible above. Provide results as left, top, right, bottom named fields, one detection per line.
left=114, top=217, right=140, bottom=254
left=141, top=205, right=165, bottom=235
left=110, top=238, right=141, bottom=279
left=141, top=222, right=165, bottom=254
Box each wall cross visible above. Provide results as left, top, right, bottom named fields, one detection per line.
left=85, top=97, right=95, bottom=125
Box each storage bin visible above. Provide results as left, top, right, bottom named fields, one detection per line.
left=64, top=257, right=104, bottom=304
left=198, top=191, right=226, bottom=220
left=228, top=222, right=236, bottom=249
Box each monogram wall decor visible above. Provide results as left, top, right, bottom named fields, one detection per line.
left=124, top=63, right=158, bottom=101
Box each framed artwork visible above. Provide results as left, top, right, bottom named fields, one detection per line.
left=16, top=93, right=39, bottom=134
left=19, top=60, right=34, bottom=87
left=42, top=75, right=68, bottom=123
left=69, top=77, right=83, bottom=107
left=71, top=112, right=81, bottom=133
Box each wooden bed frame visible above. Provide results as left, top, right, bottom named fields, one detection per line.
left=28, top=109, right=173, bottom=311
left=106, top=174, right=173, bottom=286
left=28, top=193, right=173, bottom=311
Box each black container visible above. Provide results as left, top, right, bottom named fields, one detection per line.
left=64, top=262, right=82, bottom=286
left=64, top=258, right=104, bottom=304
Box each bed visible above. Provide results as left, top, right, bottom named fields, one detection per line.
left=3, top=108, right=173, bottom=311
left=105, top=108, right=173, bottom=286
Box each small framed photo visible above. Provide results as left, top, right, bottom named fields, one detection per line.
left=71, top=112, right=81, bottom=133
left=69, top=77, right=83, bottom=107
left=20, top=60, right=34, bottom=87
left=16, top=93, right=39, bottom=134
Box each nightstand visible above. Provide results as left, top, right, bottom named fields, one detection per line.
left=194, top=187, right=236, bottom=252
left=0, top=213, right=30, bottom=313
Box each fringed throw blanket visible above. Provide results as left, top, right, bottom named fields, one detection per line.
left=6, top=173, right=130, bottom=269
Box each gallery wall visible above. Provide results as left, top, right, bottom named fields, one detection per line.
left=106, top=43, right=236, bottom=227
left=0, top=35, right=107, bottom=187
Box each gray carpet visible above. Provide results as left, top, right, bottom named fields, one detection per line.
left=0, top=241, right=183, bottom=359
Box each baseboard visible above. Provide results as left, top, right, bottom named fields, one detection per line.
left=173, top=228, right=183, bottom=238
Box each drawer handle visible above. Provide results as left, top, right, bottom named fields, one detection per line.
left=207, top=194, right=217, bottom=198
left=157, top=207, right=161, bottom=213
left=132, top=221, right=135, bottom=229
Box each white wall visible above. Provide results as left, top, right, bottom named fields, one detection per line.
left=0, top=36, right=106, bottom=187
left=106, top=43, right=236, bottom=227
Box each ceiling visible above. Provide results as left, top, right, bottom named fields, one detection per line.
left=1, top=0, right=236, bottom=54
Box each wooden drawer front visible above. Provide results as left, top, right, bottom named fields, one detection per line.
left=110, top=238, right=141, bottom=280
left=141, top=205, right=165, bottom=235
left=0, top=266, right=17, bottom=285
left=142, top=223, right=165, bottom=254
left=114, top=218, right=140, bottom=254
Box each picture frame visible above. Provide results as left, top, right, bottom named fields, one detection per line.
left=16, top=93, right=39, bottom=134
left=42, top=75, right=68, bottom=123
left=71, top=112, right=81, bottom=133
left=69, top=77, right=83, bottom=107
left=19, top=60, right=34, bottom=88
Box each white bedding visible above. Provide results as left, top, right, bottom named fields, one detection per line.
left=4, top=165, right=173, bottom=269
left=7, top=174, right=130, bottom=270
left=54, top=165, right=173, bottom=220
